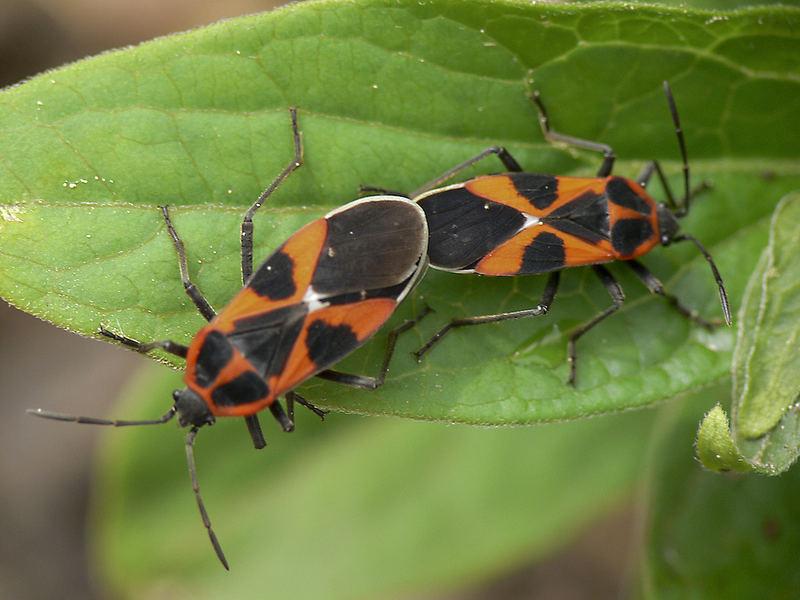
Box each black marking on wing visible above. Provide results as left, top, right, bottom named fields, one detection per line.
left=304, top=319, right=360, bottom=369
left=211, top=371, right=269, bottom=407
left=607, top=177, right=652, bottom=215
left=418, top=188, right=525, bottom=270
left=509, top=173, right=559, bottom=210
left=227, top=304, right=309, bottom=380
left=543, top=191, right=610, bottom=244
left=520, top=231, right=566, bottom=274
left=194, top=330, right=233, bottom=387
left=611, top=219, right=655, bottom=257
left=248, top=250, right=296, bottom=300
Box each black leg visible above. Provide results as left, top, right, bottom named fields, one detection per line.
left=567, top=265, right=625, bottom=385
left=529, top=90, right=616, bottom=177
left=313, top=304, right=433, bottom=391
left=159, top=206, right=216, bottom=322
left=241, top=108, right=303, bottom=284
left=636, top=160, right=711, bottom=213
left=365, top=146, right=524, bottom=201
left=98, top=326, right=189, bottom=358
left=625, top=259, right=720, bottom=328
left=409, top=146, right=524, bottom=199
left=269, top=400, right=294, bottom=432
left=414, top=271, right=560, bottom=360
left=98, top=206, right=214, bottom=355
left=285, top=390, right=328, bottom=422
left=243, top=414, right=266, bottom=450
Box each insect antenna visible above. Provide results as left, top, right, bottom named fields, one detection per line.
left=185, top=427, right=229, bottom=570
left=27, top=406, right=230, bottom=570
left=670, top=233, right=732, bottom=326
left=663, top=81, right=691, bottom=217
left=26, top=406, right=177, bottom=426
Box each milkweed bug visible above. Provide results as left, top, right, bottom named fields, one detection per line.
left=29, top=109, right=430, bottom=568
left=369, top=82, right=730, bottom=384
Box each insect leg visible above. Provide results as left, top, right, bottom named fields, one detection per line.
left=408, top=146, right=525, bottom=198
left=637, top=160, right=712, bottom=215
left=285, top=390, right=328, bottom=423
left=414, top=271, right=560, bottom=360
left=241, top=108, right=304, bottom=284
left=567, top=266, right=625, bottom=385
left=361, top=146, right=525, bottom=200
left=529, top=90, right=616, bottom=177
left=98, top=326, right=189, bottom=358
left=626, top=258, right=729, bottom=327
left=268, top=399, right=294, bottom=433
left=243, top=414, right=266, bottom=450
left=357, top=184, right=408, bottom=197
left=160, top=206, right=216, bottom=322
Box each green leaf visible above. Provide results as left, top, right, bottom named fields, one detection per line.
left=696, top=404, right=750, bottom=472
left=2, top=1, right=800, bottom=427
left=737, top=402, right=800, bottom=475
left=733, top=193, right=800, bottom=438
left=727, top=191, right=800, bottom=473
left=639, top=383, right=800, bottom=599
left=92, top=363, right=657, bottom=597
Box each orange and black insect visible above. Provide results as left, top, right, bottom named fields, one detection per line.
left=29, top=109, right=429, bottom=568
left=378, top=82, right=730, bottom=383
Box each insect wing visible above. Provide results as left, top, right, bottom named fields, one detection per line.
left=271, top=297, right=400, bottom=394
left=195, top=196, right=427, bottom=411
left=271, top=196, right=428, bottom=394
left=418, top=173, right=622, bottom=274
left=312, top=196, right=429, bottom=297
left=475, top=223, right=615, bottom=276
left=415, top=182, right=526, bottom=271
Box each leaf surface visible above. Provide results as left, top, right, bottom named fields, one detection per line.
left=1, top=2, right=799, bottom=424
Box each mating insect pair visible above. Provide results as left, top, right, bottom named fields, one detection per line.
left=30, top=83, right=730, bottom=568
left=30, top=110, right=431, bottom=569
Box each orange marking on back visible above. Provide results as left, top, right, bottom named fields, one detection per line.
left=467, top=175, right=609, bottom=217
left=465, top=176, right=536, bottom=214
left=562, top=234, right=615, bottom=266
left=212, top=218, right=328, bottom=332
left=280, top=218, right=328, bottom=293
left=475, top=226, right=537, bottom=275
left=476, top=223, right=616, bottom=275
left=553, top=177, right=607, bottom=202
left=271, top=298, right=397, bottom=397
left=535, top=177, right=609, bottom=216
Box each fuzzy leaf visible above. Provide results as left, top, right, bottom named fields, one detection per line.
left=640, top=384, right=800, bottom=599
left=729, top=192, right=800, bottom=473
left=696, top=404, right=750, bottom=472
left=2, top=1, right=799, bottom=428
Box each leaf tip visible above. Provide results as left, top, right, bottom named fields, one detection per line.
left=696, top=404, right=751, bottom=472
